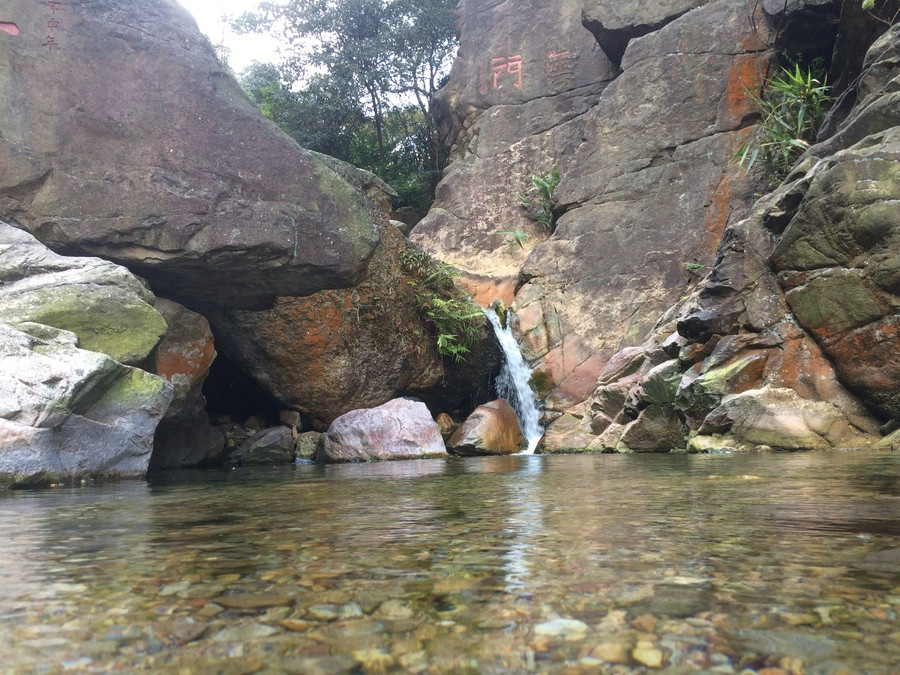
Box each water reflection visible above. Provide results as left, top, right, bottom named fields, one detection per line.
left=1, top=452, right=899, bottom=672
left=500, top=456, right=544, bottom=592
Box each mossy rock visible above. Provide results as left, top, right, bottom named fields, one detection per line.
left=0, top=285, right=167, bottom=365
left=785, top=272, right=883, bottom=339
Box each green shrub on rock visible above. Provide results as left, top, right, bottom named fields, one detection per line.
left=400, top=246, right=483, bottom=362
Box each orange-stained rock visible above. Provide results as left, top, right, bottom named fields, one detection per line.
left=824, top=315, right=900, bottom=422
left=446, top=399, right=526, bottom=456
left=209, top=225, right=502, bottom=430
left=457, top=273, right=517, bottom=309
left=150, top=298, right=223, bottom=469
left=152, top=299, right=216, bottom=413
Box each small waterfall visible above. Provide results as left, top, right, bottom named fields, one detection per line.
left=485, top=309, right=544, bottom=454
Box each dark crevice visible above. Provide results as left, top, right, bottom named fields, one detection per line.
left=581, top=10, right=693, bottom=70
left=201, top=350, right=283, bottom=428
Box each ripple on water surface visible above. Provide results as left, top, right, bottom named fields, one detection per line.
left=1, top=451, right=899, bottom=672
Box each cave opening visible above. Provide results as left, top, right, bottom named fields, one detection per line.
left=202, top=351, right=283, bottom=429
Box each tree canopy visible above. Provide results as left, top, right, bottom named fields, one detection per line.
left=234, top=0, right=458, bottom=213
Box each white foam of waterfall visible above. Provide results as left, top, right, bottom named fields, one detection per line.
left=485, top=309, right=544, bottom=454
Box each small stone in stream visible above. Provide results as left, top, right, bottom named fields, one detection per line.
left=338, top=602, right=364, bottom=619
left=170, top=618, right=208, bottom=643
left=352, top=648, right=395, bottom=672
left=590, top=641, right=632, bottom=663
left=308, top=604, right=340, bottom=621
left=632, top=642, right=665, bottom=668
left=211, top=623, right=277, bottom=642
left=197, top=604, right=224, bottom=618
left=159, top=581, right=190, bottom=596
left=398, top=650, right=429, bottom=669
left=533, top=617, right=588, bottom=639
left=213, top=594, right=295, bottom=609
left=375, top=599, right=414, bottom=620
left=477, top=618, right=515, bottom=630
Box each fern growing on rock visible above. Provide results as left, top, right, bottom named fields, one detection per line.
left=400, top=245, right=483, bottom=362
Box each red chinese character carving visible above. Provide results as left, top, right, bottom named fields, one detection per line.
left=47, top=1, right=63, bottom=11
left=42, top=34, right=59, bottom=49
left=492, top=54, right=523, bottom=90
left=46, top=18, right=60, bottom=29
left=546, top=50, right=576, bottom=90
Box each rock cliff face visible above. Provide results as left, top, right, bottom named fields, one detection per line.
left=416, top=0, right=898, bottom=450
left=566, top=19, right=900, bottom=454
left=413, top=0, right=770, bottom=408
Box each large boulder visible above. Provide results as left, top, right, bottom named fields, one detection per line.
left=0, top=223, right=166, bottom=364
left=0, top=0, right=379, bottom=309
left=209, top=225, right=502, bottom=430
left=0, top=322, right=173, bottom=487
left=318, top=398, right=446, bottom=463
left=701, top=388, right=878, bottom=451
left=0, top=223, right=174, bottom=485
left=446, top=399, right=526, bottom=456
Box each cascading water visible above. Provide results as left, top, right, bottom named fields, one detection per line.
left=485, top=308, right=544, bottom=454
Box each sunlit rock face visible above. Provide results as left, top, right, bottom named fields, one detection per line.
left=446, top=399, right=526, bottom=456
left=412, top=0, right=771, bottom=409
left=0, top=0, right=380, bottom=310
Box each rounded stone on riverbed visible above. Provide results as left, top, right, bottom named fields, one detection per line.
left=318, top=398, right=446, bottom=463
left=211, top=623, right=278, bottom=642
left=590, top=640, right=632, bottom=663
left=533, top=617, right=589, bottom=639
left=375, top=599, right=415, bottom=620
left=632, top=642, right=665, bottom=667
left=446, top=399, right=526, bottom=456
left=213, top=594, right=295, bottom=610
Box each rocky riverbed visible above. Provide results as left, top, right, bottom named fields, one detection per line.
left=2, top=452, right=899, bottom=673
